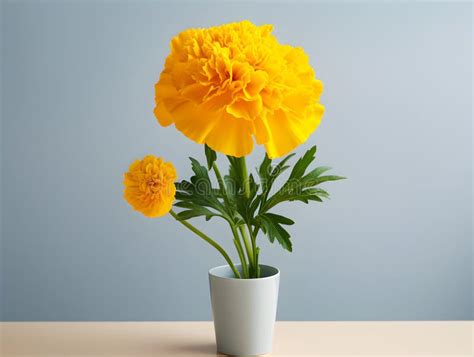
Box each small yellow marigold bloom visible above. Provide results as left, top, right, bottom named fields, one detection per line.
left=123, top=155, right=177, bottom=217
left=154, top=20, right=324, bottom=159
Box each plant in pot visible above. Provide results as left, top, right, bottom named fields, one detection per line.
left=123, top=21, right=344, bottom=356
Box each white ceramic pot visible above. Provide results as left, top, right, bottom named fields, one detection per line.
left=209, top=264, right=280, bottom=356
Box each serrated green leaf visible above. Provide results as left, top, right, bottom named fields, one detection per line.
left=258, top=213, right=293, bottom=252
left=190, top=157, right=211, bottom=186
left=257, top=152, right=296, bottom=215
left=263, top=213, right=295, bottom=225
left=174, top=157, right=232, bottom=222
left=258, top=154, right=272, bottom=192
left=264, top=187, right=329, bottom=209
left=312, top=175, right=347, bottom=184
left=258, top=152, right=295, bottom=193
left=289, top=146, right=317, bottom=180
left=306, top=166, right=332, bottom=179
left=261, top=150, right=345, bottom=211
left=176, top=206, right=222, bottom=221
left=272, top=153, right=296, bottom=177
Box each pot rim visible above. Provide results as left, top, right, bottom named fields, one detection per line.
left=209, top=264, right=280, bottom=281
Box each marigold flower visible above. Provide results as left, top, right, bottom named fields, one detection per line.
left=123, top=155, right=177, bottom=217
left=154, top=20, right=324, bottom=159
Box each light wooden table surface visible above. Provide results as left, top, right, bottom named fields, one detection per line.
left=1, top=322, right=472, bottom=356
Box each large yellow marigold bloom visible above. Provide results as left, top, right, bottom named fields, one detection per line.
left=154, top=20, right=324, bottom=159
left=123, top=155, right=177, bottom=217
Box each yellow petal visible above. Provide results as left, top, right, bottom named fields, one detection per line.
left=154, top=74, right=178, bottom=98
left=264, top=105, right=324, bottom=158
left=180, top=83, right=211, bottom=103
left=252, top=116, right=270, bottom=144
left=173, top=101, right=220, bottom=144
left=154, top=100, right=174, bottom=126
left=226, top=97, right=262, bottom=121
left=205, top=111, right=254, bottom=157
left=244, top=70, right=268, bottom=99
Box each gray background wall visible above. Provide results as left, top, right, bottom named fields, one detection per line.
left=1, top=1, right=472, bottom=321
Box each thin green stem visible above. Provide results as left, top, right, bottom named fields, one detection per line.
left=212, top=162, right=230, bottom=207
left=170, top=209, right=240, bottom=279
left=257, top=250, right=261, bottom=274
left=253, top=226, right=261, bottom=277
left=231, top=225, right=248, bottom=278
left=247, top=223, right=257, bottom=269
left=247, top=223, right=261, bottom=278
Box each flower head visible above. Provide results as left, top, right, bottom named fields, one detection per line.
left=154, top=20, right=324, bottom=159
left=123, top=155, right=177, bottom=217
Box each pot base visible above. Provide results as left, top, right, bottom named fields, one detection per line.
left=217, top=350, right=271, bottom=356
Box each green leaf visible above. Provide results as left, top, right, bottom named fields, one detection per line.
left=190, top=157, right=210, bottom=187
left=258, top=154, right=272, bottom=193
left=238, top=174, right=260, bottom=223
left=296, top=168, right=344, bottom=190
left=257, top=152, right=296, bottom=215
left=226, top=156, right=245, bottom=191
left=305, top=166, right=332, bottom=179
left=264, top=186, right=331, bottom=209
left=261, top=146, right=346, bottom=211
left=204, top=144, right=217, bottom=170
left=258, top=152, right=295, bottom=194
left=225, top=156, right=257, bottom=223
left=174, top=157, right=232, bottom=222
left=272, top=153, right=296, bottom=178
left=173, top=201, right=197, bottom=209
left=263, top=213, right=295, bottom=225
left=289, top=146, right=317, bottom=180
left=258, top=213, right=293, bottom=252
left=226, top=168, right=261, bottom=224
left=311, top=175, right=347, bottom=184
left=175, top=180, right=193, bottom=193
left=175, top=206, right=222, bottom=221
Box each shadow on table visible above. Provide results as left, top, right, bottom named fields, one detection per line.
left=161, top=340, right=223, bottom=356
left=160, top=341, right=255, bottom=356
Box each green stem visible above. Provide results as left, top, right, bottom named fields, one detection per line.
left=170, top=209, right=240, bottom=279
left=253, top=226, right=261, bottom=277
left=239, top=225, right=255, bottom=276
left=247, top=223, right=257, bottom=270
left=236, top=157, right=257, bottom=276
left=231, top=225, right=248, bottom=278
left=247, top=223, right=261, bottom=278
left=237, top=157, right=251, bottom=199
